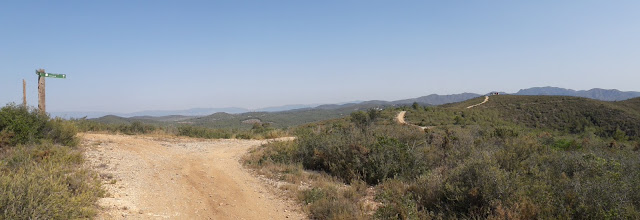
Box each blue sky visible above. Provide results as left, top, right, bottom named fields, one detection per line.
left=1, top=1, right=639, bottom=113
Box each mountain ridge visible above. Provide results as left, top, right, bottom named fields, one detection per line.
left=59, top=87, right=640, bottom=119
left=514, top=87, right=640, bottom=101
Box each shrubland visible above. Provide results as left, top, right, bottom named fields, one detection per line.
left=0, top=104, right=103, bottom=219
left=73, top=118, right=288, bottom=140
left=244, top=96, right=640, bottom=219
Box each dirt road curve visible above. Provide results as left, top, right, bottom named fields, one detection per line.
left=82, top=133, right=306, bottom=220
left=396, top=111, right=408, bottom=124
left=466, top=96, right=489, bottom=109
left=396, top=111, right=432, bottom=130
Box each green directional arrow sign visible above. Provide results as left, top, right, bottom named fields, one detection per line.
left=36, top=71, right=66, bottom=79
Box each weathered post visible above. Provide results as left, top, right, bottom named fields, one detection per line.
left=22, top=79, right=27, bottom=108
left=37, top=69, right=46, bottom=113
left=34, top=69, right=67, bottom=114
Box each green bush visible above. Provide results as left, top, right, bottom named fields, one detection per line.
left=350, top=111, right=371, bottom=128
left=177, top=125, right=232, bottom=139
left=0, top=104, right=50, bottom=146
left=46, top=118, right=79, bottom=146
left=375, top=180, right=422, bottom=220
left=0, top=104, right=78, bottom=147
left=301, top=187, right=327, bottom=205
left=124, top=121, right=156, bottom=134
left=296, top=122, right=424, bottom=185
left=552, top=138, right=582, bottom=150
left=258, top=141, right=299, bottom=165
left=0, top=104, right=103, bottom=219
left=492, top=126, right=520, bottom=138
left=298, top=128, right=369, bottom=183
left=235, top=133, right=252, bottom=139
left=247, top=102, right=640, bottom=219
left=363, top=137, right=417, bottom=184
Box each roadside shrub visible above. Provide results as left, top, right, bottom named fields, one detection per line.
left=258, top=141, right=299, bottom=165
left=300, top=186, right=365, bottom=220
left=0, top=144, right=103, bottom=219
left=235, top=133, right=252, bottom=139
left=177, top=125, right=232, bottom=139
left=45, top=118, right=79, bottom=146
left=0, top=104, right=78, bottom=147
left=301, top=187, right=327, bottom=205
left=0, top=104, right=49, bottom=146
left=177, top=124, right=286, bottom=140
left=297, top=124, right=423, bottom=185
left=125, top=121, right=156, bottom=134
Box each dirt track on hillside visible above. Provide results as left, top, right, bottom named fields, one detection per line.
left=466, top=96, right=489, bottom=109
left=397, top=96, right=490, bottom=129
left=396, top=111, right=432, bottom=130
left=82, top=133, right=306, bottom=220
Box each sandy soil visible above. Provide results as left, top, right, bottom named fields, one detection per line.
left=82, top=133, right=306, bottom=220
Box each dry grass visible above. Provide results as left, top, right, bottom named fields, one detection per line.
left=0, top=144, right=104, bottom=219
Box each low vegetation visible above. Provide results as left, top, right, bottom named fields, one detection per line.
left=0, top=104, right=103, bottom=219
left=244, top=96, right=640, bottom=219
left=73, top=118, right=288, bottom=140
left=91, top=104, right=378, bottom=130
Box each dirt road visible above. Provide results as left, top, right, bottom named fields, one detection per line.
left=396, top=111, right=432, bottom=130
left=82, top=133, right=306, bottom=220
left=397, top=95, right=490, bottom=129
left=466, top=96, right=489, bottom=109
left=396, top=111, right=408, bottom=124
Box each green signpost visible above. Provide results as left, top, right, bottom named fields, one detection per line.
left=36, top=72, right=66, bottom=79
left=35, top=69, right=66, bottom=113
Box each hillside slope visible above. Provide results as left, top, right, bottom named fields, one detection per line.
left=414, top=95, right=640, bottom=138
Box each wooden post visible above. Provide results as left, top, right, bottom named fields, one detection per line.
left=37, top=69, right=46, bottom=113
left=22, top=79, right=27, bottom=108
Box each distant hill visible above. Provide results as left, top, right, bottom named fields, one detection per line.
left=84, top=87, right=640, bottom=128
left=124, top=107, right=249, bottom=117
left=515, top=87, right=640, bottom=101
left=441, top=95, right=640, bottom=138
left=256, top=104, right=319, bottom=112
left=92, top=101, right=394, bottom=129
left=51, top=108, right=249, bottom=119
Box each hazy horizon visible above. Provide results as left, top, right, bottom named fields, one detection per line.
left=2, top=1, right=639, bottom=112
left=44, top=86, right=640, bottom=115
